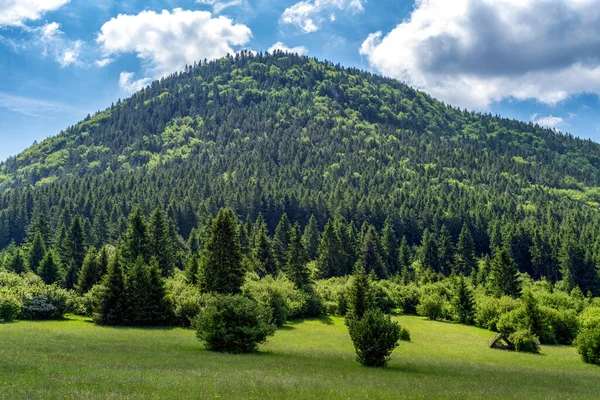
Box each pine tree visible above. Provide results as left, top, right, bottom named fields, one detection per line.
left=398, top=236, right=412, bottom=282
left=148, top=207, right=175, bottom=277
left=302, top=215, right=320, bottom=261
left=454, top=223, right=477, bottom=276
left=437, top=225, right=454, bottom=276
left=27, top=214, right=51, bottom=248
left=273, top=213, right=292, bottom=269
left=285, top=223, right=310, bottom=289
left=489, top=247, right=521, bottom=298
left=317, top=219, right=344, bottom=278
left=184, top=255, right=200, bottom=284
left=124, top=257, right=172, bottom=326
left=7, top=249, right=27, bottom=274
left=346, top=262, right=372, bottom=320
left=121, top=207, right=149, bottom=265
left=95, top=251, right=127, bottom=326
left=92, top=208, right=109, bottom=247
left=27, top=231, right=46, bottom=273
left=361, top=226, right=387, bottom=279
left=64, top=216, right=88, bottom=290
left=77, top=247, right=101, bottom=294
left=419, top=228, right=438, bottom=273
left=453, top=276, right=475, bottom=325
left=198, top=208, right=244, bottom=294
left=38, top=250, right=62, bottom=285
left=381, top=218, right=400, bottom=276
left=187, top=228, right=200, bottom=255
left=97, top=245, right=110, bottom=277
left=251, top=219, right=277, bottom=276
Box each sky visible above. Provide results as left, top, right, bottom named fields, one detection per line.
left=1, top=0, right=600, bottom=161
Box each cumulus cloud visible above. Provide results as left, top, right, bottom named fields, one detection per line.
left=268, top=41, right=309, bottom=55
left=360, top=0, right=600, bottom=109
left=197, top=0, right=246, bottom=14
left=37, top=22, right=84, bottom=67
left=531, top=114, right=564, bottom=129
left=281, top=0, right=364, bottom=33
left=0, top=0, right=70, bottom=27
left=119, top=72, right=153, bottom=94
left=97, top=8, right=252, bottom=93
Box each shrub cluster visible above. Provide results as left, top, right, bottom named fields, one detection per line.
left=347, top=309, right=401, bottom=367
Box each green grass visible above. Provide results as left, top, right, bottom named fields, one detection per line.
left=1, top=315, right=599, bottom=399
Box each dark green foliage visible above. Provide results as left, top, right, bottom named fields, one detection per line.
left=94, top=252, right=127, bottom=326
left=64, top=216, right=88, bottom=290
left=184, top=255, right=199, bottom=285
left=7, top=249, right=27, bottom=274
left=419, top=229, right=438, bottom=273
left=489, top=248, right=521, bottom=298
left=285, top=223, right=310, bottom=289
left=273, top=214, right=292, bottom=270
left=38, top=250, right=62, bottom=285
left=27, top=232, right=46, bottom=273
left=361, top=226, right=387, bottom=279
left=317, top=220, right=344, bottom=278
left=576, top=326, right=600, bottom=365
left=302, top=215, right=320, bottom=261
left=346, top=263, right=372, bottom=320
left=399, top=327, right=411, bottom=342
left=194, top=294, right=276, bottom=353
left=381, top=218, right=399, bottom=276
left=121, top=207, right=149, bottom=266
left=124, top=257, right=172, bottom=326
left=198, top=208, right=244, bottom=294
left=0, top=291, right=21, bottom=322
left=77, top=248, right=101, bottom=294
left=148, top=207, right=175, bottom=277
left=454, top=224, right=477, bottom=276
left=398, top=236, right=413, bottom=283
left=437, top=225, right=454, bottom=276
left=509, top=330, right=541, bottom=354
left=251, top=216, right=277, bottom=276
left=347, top=309, right=401, bottom=367
left=454, top=276, right=475, bottom=325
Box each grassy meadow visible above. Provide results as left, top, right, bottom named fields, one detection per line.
left=1, top=315, right=599, bottom=399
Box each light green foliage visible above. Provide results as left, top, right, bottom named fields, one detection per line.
left=509, top=330, right=541, bottom=354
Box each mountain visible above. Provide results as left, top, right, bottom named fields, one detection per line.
left=2, top=51, right=600, bottom=291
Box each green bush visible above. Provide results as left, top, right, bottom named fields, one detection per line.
left=399, top=326, right=411, bottom=342
left=474, top=295, right=520, bottom=331
left=371, top=280, right=398, bottom=314
left=0, top=290, right=22, bottom=322
left=76, top=284, right=106, bottom=317
left=166, top=274, right=206, bottom=327
left=314, top=277, right=349, bottom=316
left=397, top=283, right=421, bottom=315
left=542, top=307, right=579, bottom=345
left=347, top=309, right=401, bottom=367
left=194, top=294, right=276, bottom=353
left=243, top=275, right=305, bottom=327
left=576, top=326, right=600, bottom=365
left=509, top=330, right=541, bottom=354
left=20, top=285, right=70, bottom=320
left=579, top=307, right=600, bottom=330
left=417, top=294, right=444, bottom=321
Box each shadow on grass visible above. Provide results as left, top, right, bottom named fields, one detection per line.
left=288, top=315, right=335, bottom=326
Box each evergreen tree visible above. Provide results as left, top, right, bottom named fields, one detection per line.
left=121, top=207, right=149, bottom=265
left=454, top=224, right=477, bottom=275
left=64, top=216, right=88, bottom=290
left=419, top=228, right=438, bottom=273
left=489, top=247, right=521, bottom=298
left=184, top=255, right=200, bottom=284
left=317, top=220, right=344, bottom=278
left=437, top=225, right=454, bottom=276
left=398, top=236, right=413, bottom=283
left=97, top=245, right=110, bottom=277
left=381, top=218, right=400, bottom=276
left=148, top=207, right=175, bottom=277
left=346, top=262, right=373, bottom=320
left=125, top=257, right=172, bottom=326
left=27, top=231, right=46, bottom=273
left=7, top=249, right=27, bottom=274
left=251, top=219, right=277, bottom=276
left=302, top=215, right=320, bottom=261
left=95, top=252, right=127, bottom=326
left=27, top=214, right=51, bottom=248
left=273, top=213, right=292, bottom=269
left=361, top=226, right=387, bottom=279
left=453, top=276, right=475, bottom=325
left=285, top=223, right=310, bottom=289
left=92, top=208, right=109, bottom=247
left=38, top=250, right=62, bottom=285
left=198, top=208, right=244, bottom=294
left=187, top=228, right=200, bottom=255
left=77, top=247, right=101, bottom=294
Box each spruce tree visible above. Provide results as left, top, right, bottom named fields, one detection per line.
left=346, top=262, right=373, bottom=320
left=419, top=228, right=438, bottom=273
left=92, top=208, right=109, bottom=248
left=122, top=207, right=149, bottom=265
left=285, top=223, right=310, bottom=289
left=317, top=220, right=343, bottom=278
left=454, top=224, right=477, bottom=275
left=97, top=245, right=110, bottom=277
left=27, top=231, right=46, bottom=273
left=453, top=276, right=475, bottom=325
left=64, top=216, right=88, bottom=290
left=187, top=228, right=200, bottom=255
left=251, top=219, right=277, bottom=276
left=198, top=208, right=244, bottom=294
left=381, top=218, right=400, bottom=276
left=125, top=257, right=172, bottom=326
left=38, top=250, right=62, bottom=285
left=302, top=215, right=320, bottom=261
left=8, top=249, right=27, bottom=274
left=361, top=226, right=387, bottom=279
left=437, top=225, right=454, bottom=276
left=77, top=247, right=101, bottom=294
left=184, top=255, right=200, bottom=284
left=95, top=252, right=127, bottom=326
left=148, top=207, right=175, bottom=277
left=489, top=247, right=521, bottom=298
left=273, top=213, right=292, bottom=269
left=398, top=236, right=412, bottom=283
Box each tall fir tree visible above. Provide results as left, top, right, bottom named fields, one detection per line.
left=454, top=223, right=477, bottom=276
left=124, top=257, right=172, bottom=326
left=398, top=236, right=413, bottom=283
left=38, top=250, right=62, bottom=285
left=251, top=218, right=277, bottom=276
left=184, top=254, right=200, bottom=285
left=77, top=247, right=101, bottom=294
left=285, top=223, right=310, bottom=289
left=361, top=226, right=387, bottom=279
left=273, top=213, right=292, bottom=270
left=64, top=216, right=88, bottom=290
left=346, top=262, right=373, bottom=320
left=121, top=207, right=149, bottom=266
left=148, top=207, right=175, bottom=277
left=27, top=231, right=46, bottom=273
left=437, top=225, right=454, bottom=276
left=381, top=218, right=400, bottom=276
left=317, top=219, right=344, bottom=278
left=95, top=251, right=127, bottom=326
left=489, top=247, right=521, bottom=298
left=419, top=228, right=438, bottom=273
left=8, top=249, right=27, bottom=274
left=198, top=208, right=244, bottom=294
left=302, top=215, right=320, bottom=261
left=453, top=276, right=475, bottom=325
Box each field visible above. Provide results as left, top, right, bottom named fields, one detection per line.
left=1, top=315, right=599, bottom=399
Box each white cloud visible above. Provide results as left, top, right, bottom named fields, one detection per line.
left=97, top=8, right=252, bottom=93
left=197, top=0, right=246, bottom=14
left=119, top=72, right=152, bottom=94
left=531, top=114, right=564, bottom=129
left=0, top=0, right=70, bottom=27
left=281, top=0, right=365, bottom=33
left=37, top=22, right=84, bottom=67
left=360, top=0, right=600, bottom=109
left=95, top=58, right=114, bottom=67
left=268, top=41, right=308, bottom=55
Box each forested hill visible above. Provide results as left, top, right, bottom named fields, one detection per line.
left=2, top=51, right=600, bottom=292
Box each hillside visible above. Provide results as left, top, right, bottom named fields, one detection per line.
left=1, top=52, right=600, bottom=291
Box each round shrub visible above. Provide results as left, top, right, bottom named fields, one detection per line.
left=347, top=309, right=401, bottom=367
left=399, top=326, right=411, bottom=342
left=509, top=330, right=541, bottom=354
left=0, top=291, right=22, bottom=322
left=397, top=283, right=421, bottom=315
left=417, top=294, right=444, bottom=321
left=576, top=327, right=600, bottom=365
left=474, top=295, right=520, bottom=331
left=194, top=294, right=276, bottom=353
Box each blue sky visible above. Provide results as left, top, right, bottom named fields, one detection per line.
left=1, top=0, right=600, bottom=161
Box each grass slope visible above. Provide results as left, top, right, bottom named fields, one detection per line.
left=1, top=315, right=599, bottom=399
